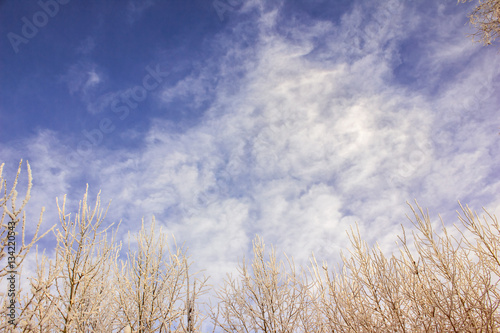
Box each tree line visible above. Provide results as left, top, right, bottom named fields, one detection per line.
left=1, top=161, right=499, bottom=332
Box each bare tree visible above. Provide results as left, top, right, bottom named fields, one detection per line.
left=460, top=0, right=500, bottom=46
left=114, top=218, right=208, bottom=333
left=2, top=170, right=207, bottom=333
left=0, top=160, right=52, bottom=332
left=312, top=201, right=500, bottom=332
left=212, top=236, right=320, bottom=333
left=16, top=186, right=120, bottom=332
left=17, top=250, right=62, bottom=332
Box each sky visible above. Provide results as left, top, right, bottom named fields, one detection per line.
left=1, top=0, right=499, bottom=309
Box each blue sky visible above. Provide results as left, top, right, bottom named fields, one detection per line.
left=1, top=0, right=499, bottom=293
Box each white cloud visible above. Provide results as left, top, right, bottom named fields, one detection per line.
left=86, top=70, right=101, bottom=87
left=60, top=62, right=103, bottom=96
